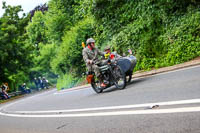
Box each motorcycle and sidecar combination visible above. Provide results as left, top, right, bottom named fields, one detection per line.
left=86, top=54, right=137, bottom=94
left=86, top=59, right=126, bottom=93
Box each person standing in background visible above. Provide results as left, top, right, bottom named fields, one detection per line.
left=34, top=78, right=39, bottom=91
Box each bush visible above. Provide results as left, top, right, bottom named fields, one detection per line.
left=51, top=17, right=95, bottom=77
left=106, top=1, right=200, bottom=70
left=161, top=10, right=200, bottom=65
left=56, top=73, right=85, bottom=90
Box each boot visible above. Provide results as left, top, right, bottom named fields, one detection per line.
left=97, top=75, right=107, bottom=88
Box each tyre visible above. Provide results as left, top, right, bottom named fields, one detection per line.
left=126, top=74, right=132, bottom=83
left=91, top=75, right=103, bottom=93
left=113, top=65, right=126, bottom=89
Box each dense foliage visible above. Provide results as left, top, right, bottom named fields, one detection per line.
left=91, top=0, right=200, bottom=70
left=0, top=2, right=32, bottom=91
left=1, top=0, right=200, bottom=90
left=29, top=3, right=48, bottom=19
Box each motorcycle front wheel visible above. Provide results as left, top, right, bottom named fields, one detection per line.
left=113, top=65, right=126, bottom=89
left=91, top=75, right=103, bottom=94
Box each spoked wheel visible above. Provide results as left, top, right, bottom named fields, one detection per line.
left=113, top=65, right=126, bottom=89
left=91, top=75, right=103, bottom=94
left=126, top=74, right=132, bottom=83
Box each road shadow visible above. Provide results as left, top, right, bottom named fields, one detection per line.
left=89, top=77, right=151, bottom=94
left=126, top=76, right=150, bottom=87
left=102, top=86, right=118, bottom=93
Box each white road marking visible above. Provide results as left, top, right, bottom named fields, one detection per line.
left=1, top=107, right=200, bottom=118
left=13, top=99, right=200, bottom=114
left=0, top=99, right=199, bottom=118
left=0, top=66, right=199, bottom=118
left=0, top=89, right=57, bottom=112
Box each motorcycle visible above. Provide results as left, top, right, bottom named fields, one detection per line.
left=86, top=58, right=126, bottom=93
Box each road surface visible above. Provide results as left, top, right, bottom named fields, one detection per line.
left=0, top=65, right=200, bottom=133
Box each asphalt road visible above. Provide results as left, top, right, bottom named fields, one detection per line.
left=0, top=65, right=200, bottom=133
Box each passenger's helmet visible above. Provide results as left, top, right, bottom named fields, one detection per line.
left=104, top=45, right=111, bottom=51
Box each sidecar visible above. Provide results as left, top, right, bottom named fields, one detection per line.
left=117, top=55, right=137, bottom=82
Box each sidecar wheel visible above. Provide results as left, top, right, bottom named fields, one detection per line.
left=126, top=74, right=132, bottom=83
left=113, top=65, right=126, bottom=89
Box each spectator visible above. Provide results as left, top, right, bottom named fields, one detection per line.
left=18, top=83, right=31, bottom=94
left=22, top=83, right=31, bottom=94
left=34, top=77, right=39, bottom=91
left=4, top=83, right=10, bottom=91
left=0, top=83, right=10, bottom=99
left=42, top=77, right=48, bottom=89
left=38, top=77, right=43, bottom=89
left=0, top=85, right=6, bottom=100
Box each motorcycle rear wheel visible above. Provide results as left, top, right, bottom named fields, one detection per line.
left=113, top=65, right=126, bottom=89
left=91, top=76, right=103, bottom=93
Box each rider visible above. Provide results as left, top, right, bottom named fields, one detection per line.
left=82, top=38, right=107, bottom=87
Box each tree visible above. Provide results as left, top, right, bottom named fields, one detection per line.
left=51, top=17, right=95, bottom=77
left=26, top=11, right=47, bottom=50
left=45, top=0, right=81, bottom=43
left=29, top=3, right=48, bottom=19
left=0, top=2, right=32, bottom=90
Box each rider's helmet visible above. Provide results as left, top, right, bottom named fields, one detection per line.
left=86, top=38, right=95, bottom=45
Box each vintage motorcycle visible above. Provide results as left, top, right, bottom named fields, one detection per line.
left=86, top=58, right=126, bottom=93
